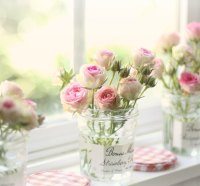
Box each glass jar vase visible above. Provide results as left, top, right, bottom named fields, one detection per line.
left=0, top=129, right=27, bottom=186
left=162, top=91, right=200, bottom=156
left=78, top=108, right=137, bottom=183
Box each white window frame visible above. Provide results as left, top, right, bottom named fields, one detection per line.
left=73, top=0, right=85, bottom=72
left=27, top=0, right=200, bottom=174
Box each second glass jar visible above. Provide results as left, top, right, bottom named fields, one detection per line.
left=162, top=91, right=200, bottom=156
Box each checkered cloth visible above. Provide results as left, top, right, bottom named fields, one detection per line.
left=26, top=170, right=91, bottom=186
left=133, top=147, right=177, bottom=172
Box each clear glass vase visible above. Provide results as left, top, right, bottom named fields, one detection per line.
left=78, top=108, right=137, bottom=183
left=0, top=129, right=27, bottom=186
left=162, top=91, right=200, bottom=156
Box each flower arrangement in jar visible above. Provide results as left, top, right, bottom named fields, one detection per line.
left=156, top=22, right=200, bottom=156
left=0, top=80, right=44, bottom=186
left=59, top=48, right=160, bottom=182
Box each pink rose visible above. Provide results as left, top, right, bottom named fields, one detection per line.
left=1, top=98, right=16, bottom=110
left=186, top=22, right=200, bottom=41
left=151, top=58, right=164, bottom=79
left=95, top=86, right=119, bottom=110
left=60, top=83, right=89, bottom=113
left=94, top=50, right=114, bottom=70
left=172, top=44, right=194, bottom=62
left=19, top=107, right=39, bottom=130
left=24, top=99, right=37, bottom=110
left=157, top=32, right=180, bottom=50
left=0, top=97, right=20, bottom=122
left=133, top=48, right=154, bottom=67
left=179, top=71, right=200, bottom=93
left=78, top=64, right=106, bottom=89
left=0, top=81, right=24, bottom=98
left=119, top=77, right=142, bottom=100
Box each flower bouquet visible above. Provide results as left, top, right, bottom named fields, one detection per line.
left=0, top=81, right=44, bottom=186
left=156, top=22, right=200, bottom=156
left=59, top=48, right=159, bottom=182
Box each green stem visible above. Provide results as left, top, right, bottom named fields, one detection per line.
left=161, top=77, right=169, bottom=89
left=172, top=73, right=179, bottom=90
left=117, top=77, right=121, bottom=90
left=92, top=89, right=95, bottom=109
left=132, top=86, right=148, bottom=109
left=126, top=100, right=130, bottom=108
left=109, top=71, right=116, bottom=85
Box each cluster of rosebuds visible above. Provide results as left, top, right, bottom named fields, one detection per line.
left=0, top=81, right=44, bottom=131
left=60, top=48, right=162, bottom=113
left=156, top=22, right=200, bottom=94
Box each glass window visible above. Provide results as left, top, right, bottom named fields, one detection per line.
left=85, top=0, right=180, bottom=109
left=0, top=0, right=180, bottom=116
left=0, top=0, right=73, bottom=115
left=85, top=0, right=179, bottom=49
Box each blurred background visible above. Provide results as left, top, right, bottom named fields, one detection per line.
left=0, top=0, right=73, bottom=115
left=0, top=0, right=192, bottom=116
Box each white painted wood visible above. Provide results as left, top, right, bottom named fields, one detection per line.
left=187, top=0, right=200, bottom=22
left=73, top=0, right=85, bottom=72
left=179, top=0, right=188, bottom=34
left=172, top=177, right=200, bottom=186
left=178, top=0, right=200, bottom=36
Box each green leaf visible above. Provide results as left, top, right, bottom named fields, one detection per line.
left=59, top=68, right=75, bottom=89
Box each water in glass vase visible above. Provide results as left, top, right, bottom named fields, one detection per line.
left=162, top=91, right=200, bottom=156
left=0, top=131, right=27, bottom=186
left=78, top=108, right=137, bottom=183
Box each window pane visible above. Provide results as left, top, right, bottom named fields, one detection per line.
left=85, top=0, right=179, bottom=49
left=0, top=0, right=73, bottom=115
left=85, top=0, right=179, bottom=108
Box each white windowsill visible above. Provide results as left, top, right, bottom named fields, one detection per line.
left=129, top=149, right=200, bottom=186
left=27, top=103, right=200, bottom=186
left=28, top=131, right=200, bottom=186
left=61, top=151, right=200, bottom=186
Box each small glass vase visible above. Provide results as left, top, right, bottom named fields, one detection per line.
left=0, top=129, right=27, bottom=186
left=162, top=90, right=200, bottom=156
left=78, top=108, right=137, bottom=183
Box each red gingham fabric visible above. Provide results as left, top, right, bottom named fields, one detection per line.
left=133, top=147, right=177, bottom=172
left=26, top=170, right=90, bottom=186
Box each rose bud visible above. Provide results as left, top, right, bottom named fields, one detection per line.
left=179, top=71, right=200, bottom=93
left=0, top=80, right=24, bottom=98
left=120, top=67, right=130, bottom=78
left=133, top=48, right=155, bottom=68
left=151, top=58, right=164, bottom=79
left=60, top=83, right=90, bottom=113
left=157, top=32, right=180, bottom=51
left=78, top=64, right=106, bottom=89
left=119, top=77, right=142, bottom=100
left=111, top=60, right=121, bottom=72
left=94, top=49, right=114, bottom=70
left=186, top=22, right=200, bottom=41
left=140, top=75, right=148, bottom=85
left=146, top=77, right=156, bottom=87
left=140, top=66, right=152, bottom=76
left=172, top=43, right=194, bottom=62
left=95, top=86, right=120, bottom=110
left=19, top=108, right=39, bottom=130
